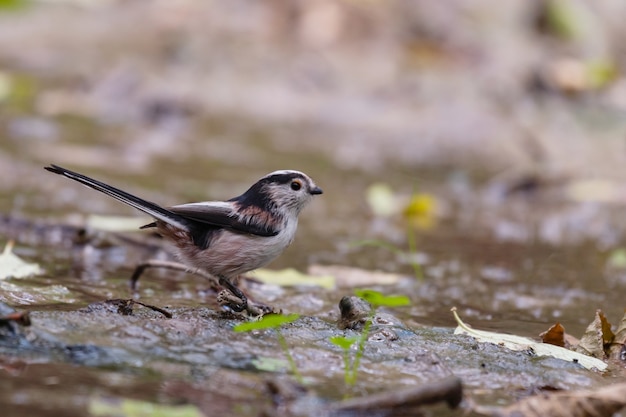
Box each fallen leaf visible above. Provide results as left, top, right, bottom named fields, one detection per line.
left=89, top=396, right=203, bottom=417
left=576, top=310, right=614, bottom=359
left=606, top=248, right=626, bottom=270
left=451, top=308, right=607, bottom=371
left=366, top=182, right=397, bottom=217
left=86, top=214, right=150, bottom=232
left=308, top=264, right=401, bottom=288
left=0, top=241, right=45, bottom=280
left=608, top=310, right=626, bottom=360
left=492, top=381, right=626, bottom=417
left=540, top=322, right=565, bottom=347
left=251, top=357, right=289, bottom=373
left=613, top=311, right=626, bottom=344
left=249, top=268, right=335, bottom=289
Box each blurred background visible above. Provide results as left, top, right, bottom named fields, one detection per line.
left=2, top=0, right=626, bottom=332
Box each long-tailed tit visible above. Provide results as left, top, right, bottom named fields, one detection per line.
left=44, top=164, right=323, bottom=312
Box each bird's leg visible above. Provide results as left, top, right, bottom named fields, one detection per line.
left=130, top=260, right=219, bottom=293
left=217, top=275, right=248, bottom=312
left=130, top=261, right=273, bottom=315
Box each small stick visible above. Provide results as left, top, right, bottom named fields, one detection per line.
left=0, top=311, right=31, bottom=326
left=332, top=376, right=463, bottom=411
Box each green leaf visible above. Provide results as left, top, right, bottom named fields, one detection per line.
left=586, top=60, right=618, bottom=89
left=544, top=0, right=584, bottom=39
left=233, top=313, right=300, bottom=332
left=607, top=248, right=626, bottom=269
left=0, top=0, right=29, bottom=11
left=329, top=335, right=359, bottom=350
left=354, top=289, right=410, bottom=308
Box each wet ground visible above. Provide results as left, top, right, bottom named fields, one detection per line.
left=2, top=1, right=626, bottom=416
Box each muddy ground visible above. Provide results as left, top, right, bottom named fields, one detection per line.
left=1, top=1, right=626, bottom=416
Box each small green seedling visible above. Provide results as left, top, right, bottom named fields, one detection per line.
left=351, top=239, right=423, bottom=280
left=329, top=335, right=359, bottom=386
left=233, top=313, right=303, bottom=384
left=355, top=289, right=412, bottom=308
left=358, top=186, right=438, bottom=281
left=330, top=289, right=410, bottom=387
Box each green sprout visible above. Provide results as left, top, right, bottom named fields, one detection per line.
left=355, top=289, right=413, bottom=308
left=351, top=239, right=423, bottom=280
left=329, top=335, right=359, bottom=386
left=330, top=289, right=410, bottom=387
left=233, top=313, right=303, bottom=384
left=358, top=183, right=438, bottom=281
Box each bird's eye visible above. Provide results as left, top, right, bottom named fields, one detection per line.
left=290, top=180, right=302, bottom=191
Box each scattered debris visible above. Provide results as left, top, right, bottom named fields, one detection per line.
left=452, top=307, right=608, bottom=371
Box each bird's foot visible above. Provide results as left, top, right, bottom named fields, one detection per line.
left=217, top=290, right=247, bottom=312
left=216, top=290, right=277, bottom=317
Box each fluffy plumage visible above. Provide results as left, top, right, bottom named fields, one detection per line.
left=44, top=164, right=322, bottom=312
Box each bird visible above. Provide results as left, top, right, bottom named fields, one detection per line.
left=44, top=164, right=323, bottom=313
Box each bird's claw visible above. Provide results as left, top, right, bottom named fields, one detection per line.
left=216, top=290, right=276, bottom=316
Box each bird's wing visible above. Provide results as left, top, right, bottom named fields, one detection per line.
left=169, top=202, right=280, bottom=237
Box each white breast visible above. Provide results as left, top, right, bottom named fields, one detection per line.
left=175, top=217, right=299, bottom=279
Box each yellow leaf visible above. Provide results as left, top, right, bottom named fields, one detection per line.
left=89, top=396, right=202, bottom=417
left=249, top=268, right=335, bottom=290
left=403, top=193, right=437, bottom=230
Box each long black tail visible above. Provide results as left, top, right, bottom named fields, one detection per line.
left=44, top=164, right=190, bottom=231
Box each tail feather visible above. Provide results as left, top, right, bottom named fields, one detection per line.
left=44, top=164, right=190, bottom=231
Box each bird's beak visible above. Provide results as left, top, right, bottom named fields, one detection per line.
left=310, top=186, right=323, bottom=195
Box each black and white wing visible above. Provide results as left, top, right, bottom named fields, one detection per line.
left=169, top=202, right=280, bottom=237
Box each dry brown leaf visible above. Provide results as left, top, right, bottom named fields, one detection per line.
left=540, top=322, right=565, bottom=347
left=493, top=382, right=626, bottom=417
left=576, top=310, right=613, bottom=359
left=564, top=333, right=580, bottom=350
left=613, top=310, right=626, bottom=344
left=539, top=323, right=579, bottom=350
left=608, top=310, right=626, bottom=360
left=599, top=311, right=615, bottom=345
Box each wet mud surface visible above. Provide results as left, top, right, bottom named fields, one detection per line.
left=2, top=1, right=626, bottom=416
